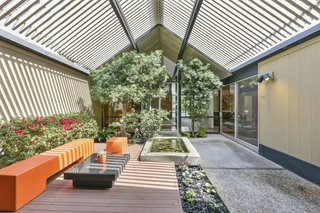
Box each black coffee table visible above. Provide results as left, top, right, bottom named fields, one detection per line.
left=64, top=153, right=130, bottom=188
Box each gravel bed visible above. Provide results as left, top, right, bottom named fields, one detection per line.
left=176, top=165, right=229, bottom=213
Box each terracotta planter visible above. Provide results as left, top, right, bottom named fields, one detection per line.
left=97, top=154, right=106, bottom=163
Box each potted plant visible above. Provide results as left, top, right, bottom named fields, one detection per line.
left=96, top=151, right=106, bottom=163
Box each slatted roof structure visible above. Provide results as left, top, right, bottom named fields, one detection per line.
left=0, top=0, right=320, bottom=74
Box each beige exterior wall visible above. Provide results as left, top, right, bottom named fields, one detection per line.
left=258, top=36, right=320, bottom=167
left=0, top=41, right=92, bottom=121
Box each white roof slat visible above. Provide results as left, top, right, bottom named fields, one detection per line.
left=69, top=21, right=126, bottom=63
left=63, top=10, right=121, bottom=60
left=43, top=0, right=104, bottom=49
left=26, top=1, right=76, bottom=38
left=19, top=0, right=64, bottom=35
left=4, top=0, right=39, bottom=27
left=163, top=0, right=194, bottom=39
left=58, top=5, right=114, bottom=56
left=120, top=0, right=157, bottom=39
left=32, top=1, right=87, bottom=41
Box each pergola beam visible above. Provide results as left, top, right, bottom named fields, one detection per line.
left=173, top=0, right=203, bottom=133
left=110, top=0, right=140, bottom=52
left=172, top=0, right=203, bottom=77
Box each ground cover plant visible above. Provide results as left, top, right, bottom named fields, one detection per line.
left=176, top=164, right=229, bottom=213
left=0, top=113, right=98, bottom=168
left=182, top=127, right=207, bottom=138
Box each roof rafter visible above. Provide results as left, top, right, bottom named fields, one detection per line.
left=173, top=0, right=203, bottom=77
left=110, top=0, right=140, bottom=52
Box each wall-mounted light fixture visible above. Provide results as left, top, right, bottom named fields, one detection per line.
left=256, top=72, right=274, bottom=83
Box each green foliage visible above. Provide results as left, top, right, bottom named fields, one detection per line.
left=182, top=177, right=192, bottom=187
left=95, top=128, right=116, bottom=143
left=177, top=58, right=222, bottom=136
left=0, top=113, right=98, bottom=168
left=123, top=109, right=168, bottom=142
left=138, top=109, right=169, bottom=140
left=192, top=170, right=206, bottom=180
left=195, top=127, right=206, bottom=138
left=185, top=189, right=197, bottom=203
left=202, top=183, right=217, bottom=194
left=178, top=164, right=189, bottom=172
left=176, top=165, right=228, bottom=212
left=90, top=50, right=169, bottom=108
left=90, top=50, right=169, bottom=141
left=181, top=128, right=206, bottom=138
left=181, top=131, right=191, bottom=137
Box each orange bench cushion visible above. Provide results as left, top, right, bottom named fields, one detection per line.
left=0, top=138, right=93, bottom=211
left=41, top=139, right=94, bottom=170
left=106, top=137, right=128, bottom=154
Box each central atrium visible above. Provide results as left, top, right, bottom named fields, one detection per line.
left=0, top=0, right=320, bottom=212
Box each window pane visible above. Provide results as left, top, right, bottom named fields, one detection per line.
left=222, top=84, right=235, bottom=136
left=200, top=90, right=220, bottom=133
left=236, top=76, right=258, bottom=146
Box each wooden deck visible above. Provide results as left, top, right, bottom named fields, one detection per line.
left=15, top=144, right=183, bottom=213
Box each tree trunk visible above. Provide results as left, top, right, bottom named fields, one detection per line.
left=191, top=118, right=195, bottom=137
left=122, top=101, right=128, bottom=131
left=191, top=94, right=195, bottom=137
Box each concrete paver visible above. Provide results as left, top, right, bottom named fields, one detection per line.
left=190, top=135, right=320, bottom=213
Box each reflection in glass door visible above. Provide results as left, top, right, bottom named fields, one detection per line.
left=202, top=90, right=220, bottom=133
left=221, top=84, right=235, bottom=137
left=153, top=82, right=178, bottom=132
left=180, top=90, right=220, bottom=133
left=236, top=77, right=258, bottom=146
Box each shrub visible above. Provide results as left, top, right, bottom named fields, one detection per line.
left=182, top=128, right=206, bottom=138
left=0, top=113, right=98, bottom=168
left=95, top=128, right=116, bottom=143
left=123, top=109, right=168, bottom=142
left=195, top=127, right=207, bottom=138
left=181, top=131, right=191, bottom=137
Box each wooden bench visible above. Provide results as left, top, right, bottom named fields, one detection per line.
left=0, top=138, right=94, bottom=211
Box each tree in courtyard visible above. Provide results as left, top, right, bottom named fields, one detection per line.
left=90, top=50, right=169, bottom=140
left=177, top=58, right=222, bottom=137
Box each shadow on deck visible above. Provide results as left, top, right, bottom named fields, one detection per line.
left=16, top=144, right=183, bottom=213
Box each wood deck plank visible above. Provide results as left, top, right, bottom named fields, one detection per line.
left=13, top=144, right=183, bottom=213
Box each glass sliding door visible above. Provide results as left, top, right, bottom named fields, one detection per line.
left=199, top=90, right=220, bottom=133
left=161, top=83, right=177, bottom=131
left=236, top=77, right=258, bottom=146
left=181, top=90, right=220, bottom=133
left=221, top=84, right=235, bottom=136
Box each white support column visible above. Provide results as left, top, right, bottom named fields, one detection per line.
left=209, top=92, right=214, bottom=128
left=234, top=82, right=238, bottom=139
left=219, top=88, right=223, bottom=133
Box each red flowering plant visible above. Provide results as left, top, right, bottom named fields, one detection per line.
left=0, top=113, right=98, bottom=168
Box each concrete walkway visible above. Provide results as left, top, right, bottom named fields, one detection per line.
left=190, top=134, right=320, bottom=213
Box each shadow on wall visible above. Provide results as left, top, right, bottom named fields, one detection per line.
left=0, top=42, right=92, bottom=121
left=77, top=98, right=93, bottom=115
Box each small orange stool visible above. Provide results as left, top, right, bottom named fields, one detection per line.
left=106, top=137, right=128, bottom=154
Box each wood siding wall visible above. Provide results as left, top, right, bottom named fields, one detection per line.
left=258, top=36, right=320, bottom=167
left=0, top=41, right=92, bottom=121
